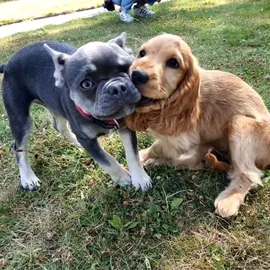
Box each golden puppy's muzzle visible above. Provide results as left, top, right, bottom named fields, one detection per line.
left=131, top=69, right=149, bottom=86
left=130, top=61, right=165, bottom=102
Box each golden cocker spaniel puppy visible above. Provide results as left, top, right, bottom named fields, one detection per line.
left=125, top=34, right=270, bottom=218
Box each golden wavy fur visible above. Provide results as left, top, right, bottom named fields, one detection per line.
left=125, top=34, right=270, bottom=218
left=126, top=36, right=200, bottom=136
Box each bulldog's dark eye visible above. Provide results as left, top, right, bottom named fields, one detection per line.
left=139, top=49, right=146, bottom=58
left=166, top=58, right=180, bottom=69
left=80, top=79, right=93, bottom=89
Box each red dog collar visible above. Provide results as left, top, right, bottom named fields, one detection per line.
left=75, top=104, right=119, bottom=129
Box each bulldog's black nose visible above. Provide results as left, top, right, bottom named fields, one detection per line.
left=108, top=83, right=127, bottom=96
left=131, top=69, right=149, bottom=86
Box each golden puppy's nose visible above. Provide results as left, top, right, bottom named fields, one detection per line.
left=131, top=69, right=149, bottom=86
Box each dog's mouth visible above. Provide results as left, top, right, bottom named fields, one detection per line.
left=137, top=95, right=161, bottom=107
left=96, top=112, right=120, bottom=121
left=76, top=102, right=135, bottom=121
left=94, top=105, right=136, bottom=121
left=75, top=104, right=121, bottom=128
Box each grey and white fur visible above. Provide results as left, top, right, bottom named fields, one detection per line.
left=0, top=33, right=151, bottom=191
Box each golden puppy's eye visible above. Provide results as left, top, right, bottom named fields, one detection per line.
left=139, top=49, right=146, bottom=58
left=166, top=58, right=180, bottom=69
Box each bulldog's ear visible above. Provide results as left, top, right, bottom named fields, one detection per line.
left=108, top=32, right=127, bottom=48
left=108, top=32, right=133, bottom=56
left=44, top=44, right=70, bottom=88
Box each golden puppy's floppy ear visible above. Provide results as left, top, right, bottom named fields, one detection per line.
left=158, top=51, right=201, bottom=136
left=175, top=51, right=200, bottom=124
left=125, top=48, right=201, bottom=136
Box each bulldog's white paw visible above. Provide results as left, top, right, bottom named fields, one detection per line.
left=131, top=170, right=152, bottom=191
left=112, top=168, right=132, bottom=188
left=20, top=172, right=41, bottom=191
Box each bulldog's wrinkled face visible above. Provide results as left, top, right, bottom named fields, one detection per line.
left=65, top=42, right=141, bottom=120
left=45, top=33, right=141, bottom=120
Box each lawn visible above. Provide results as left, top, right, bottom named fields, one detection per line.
left=0, top=0, right=104, bottom=25
left=0, top=0, right=270, bottom=269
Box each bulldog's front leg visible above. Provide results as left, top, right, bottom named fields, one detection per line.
left=76, top=136, right=131, bottom=187
left=119, top=128, right=152, bottom=191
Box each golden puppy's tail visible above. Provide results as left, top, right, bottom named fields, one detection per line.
left=204, top=149, right=231, bottom=172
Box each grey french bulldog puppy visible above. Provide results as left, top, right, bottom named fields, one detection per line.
left=0, top=33, right=152, bottom=191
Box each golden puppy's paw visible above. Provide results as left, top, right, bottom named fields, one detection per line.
left=139, top=149, right=151, bottom=164
left=143, top=157, right=165, bottom=166
left=214, top=190, right=244, bottom=218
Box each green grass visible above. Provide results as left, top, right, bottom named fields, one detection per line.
left=0, top=0, right=103, bottom=25
left=0, top=0, right=270, bottom=269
